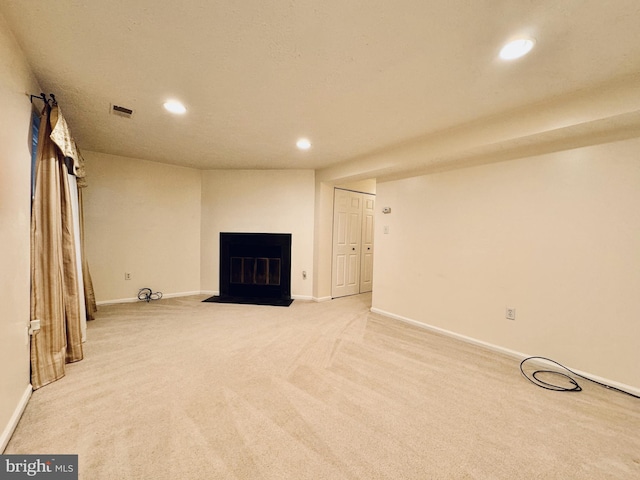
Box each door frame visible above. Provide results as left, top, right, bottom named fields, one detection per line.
left=331, top=187, right=375, bottom=298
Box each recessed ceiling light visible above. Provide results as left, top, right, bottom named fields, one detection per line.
left=296, top=138, right=311, bottom=150
left=499, top=38, right=535, bottom=60
left=164, top=100, right=186, bottom=114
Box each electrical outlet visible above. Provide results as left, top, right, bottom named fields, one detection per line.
left=302, top=270, right=307, bottom=280
left=125, top=272, right=132, bottom=281
left=506, top=308, right=516, bottom=320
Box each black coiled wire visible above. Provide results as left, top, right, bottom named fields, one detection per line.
left=520, top=356, right=640, bottom=399
left=138, top=287, right=163, bottom=303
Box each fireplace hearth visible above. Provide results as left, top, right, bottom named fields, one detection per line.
left=204, top=232, right=293, bottom=306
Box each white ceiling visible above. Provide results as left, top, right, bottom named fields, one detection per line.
left=2, top=0, right=640, bottom=173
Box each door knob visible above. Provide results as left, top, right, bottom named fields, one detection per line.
left=352, top=247, right=355, bottom=251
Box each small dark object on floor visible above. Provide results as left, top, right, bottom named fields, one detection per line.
left=203, top=295, right=293, bottom=307
left=138, top=288, right=163, bottom=302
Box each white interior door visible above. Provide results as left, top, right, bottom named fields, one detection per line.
left=359, top=194, right=375, bottom=293
left=331, top=189, right=362, bottom=298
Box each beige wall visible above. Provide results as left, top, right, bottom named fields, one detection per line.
left=317, top=76, right=640, bottom=185
left=0, top=13, right=39, bottom=450
left=312, top=180, right=335, bottom=301
left=201, top=170, right=315, bottom=299
left=83, top=152, right=202, bottom=303
left=372, top=138, right=640, bottom=389
left=336, top=178, right=376, bottom=194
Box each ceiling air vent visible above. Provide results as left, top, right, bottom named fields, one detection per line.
left=111, top=104, right=134, bottom=118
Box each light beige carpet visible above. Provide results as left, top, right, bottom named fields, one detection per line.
left=6, top=293, right=640, bottom=479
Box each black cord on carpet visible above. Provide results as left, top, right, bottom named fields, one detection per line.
left=520, top=356, right=640, bottom=399
left=138, top=287, right=163, bottom=302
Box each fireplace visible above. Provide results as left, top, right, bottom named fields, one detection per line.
left=204, top=232, right=293, bottom=306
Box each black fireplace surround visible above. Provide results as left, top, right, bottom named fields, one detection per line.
left=204, top=232, right=293, bottom=306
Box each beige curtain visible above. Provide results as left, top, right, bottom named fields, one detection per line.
left=30, top=104, right=84, bottom=389
left=49, top=104, right=97, bottom=321
left=78, top=187, right=97, bottom=321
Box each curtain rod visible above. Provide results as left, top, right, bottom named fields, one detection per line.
left=29, top=92, right=57, bottom=106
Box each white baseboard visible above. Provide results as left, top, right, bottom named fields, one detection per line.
left=370, top=307, right=527, bottom=360
left=96, top=290, right=207, bottom=306
left=370, top=307, right=640, bottom=397
left=292, top=295, right=313, bottom=301
left=162, top=291, right=204, bottom=299
left=313, top=296, right=332, bottom=303
left=96, top=297, right=137, bottom=306
left=98, top=291, right=314, bottom=305
left=1, top=384, right=32, bottom=453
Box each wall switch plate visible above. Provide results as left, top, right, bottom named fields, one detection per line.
left=506, top=308, right=516, bottom=320
left=383, top=225, right=390, bottom=234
